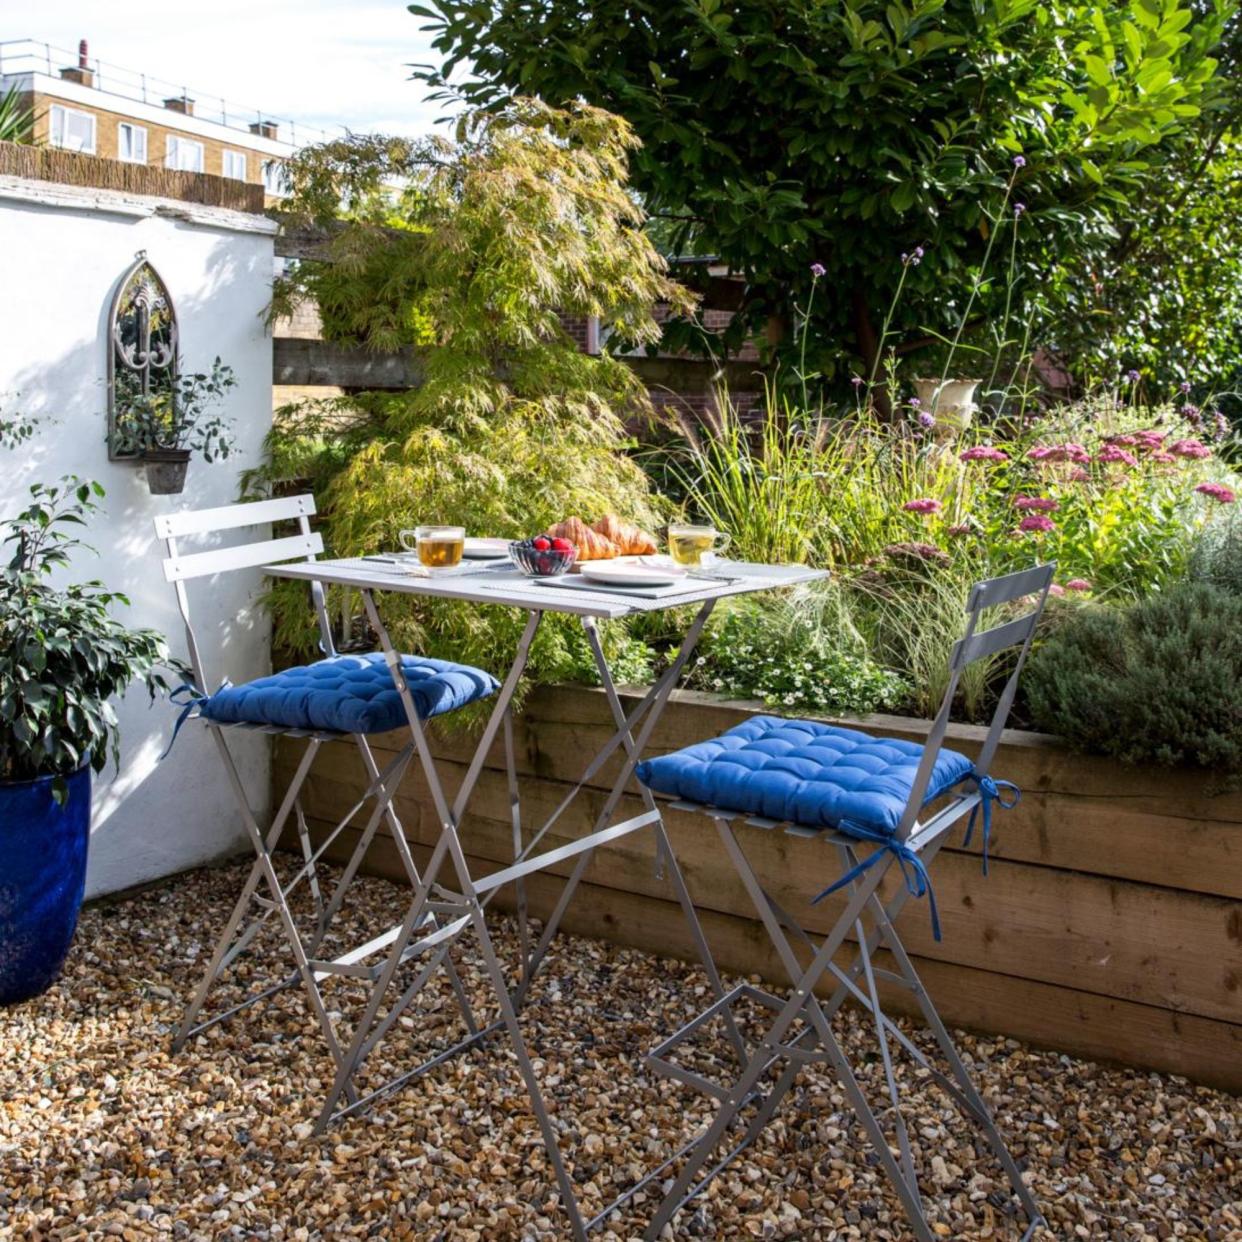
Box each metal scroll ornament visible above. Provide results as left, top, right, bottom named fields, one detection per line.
left=107, top=253, right=179, bottom=459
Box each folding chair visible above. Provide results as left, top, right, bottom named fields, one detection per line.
left=633, top=563, right=1055, bottom=1241
left=154, top=495, right=494, bottom=1113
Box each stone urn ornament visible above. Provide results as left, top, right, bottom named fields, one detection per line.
left=914, top=378, right=982, bottom=439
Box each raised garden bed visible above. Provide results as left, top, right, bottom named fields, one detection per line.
left=275, top=684, right=1242, bottom=1092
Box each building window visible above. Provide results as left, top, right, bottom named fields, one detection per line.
left=262, top=159, right=288, bottom=197
left=165, top=135, right=205, bottom=173
left=117, top=122, right=147, bottom=164
left=222, top=149, right=247, bottom=181
left=49, top=104, right=96, bottom=154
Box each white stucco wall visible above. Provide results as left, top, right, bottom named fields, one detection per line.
left=0, top=177, right=277, bottom=898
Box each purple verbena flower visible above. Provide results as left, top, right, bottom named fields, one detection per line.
left=903, top=498, right=942, bottom=514
left=1125, top=369, right=1141, bottom=384
left=1013, top=154, right=1026, bottom=168
left=909, top=396, right=921, bottom=408
left=1014, top=202, right=1026, bottom=218
left=918, top=410, right=935, bottom=429
left=851, top=374, right=865, bottom=388
left=1180, top=381, right=1192, bottom=394
left=1213, top=411, right=1230, bottom=440
left=810, top=262, right=826, bottom=278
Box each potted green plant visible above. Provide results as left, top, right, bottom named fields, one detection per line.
left=112, top=358, right=238, bottom=494
left=0, top=411, right=179, bottom=1004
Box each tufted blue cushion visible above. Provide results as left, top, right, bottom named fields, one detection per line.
left=200, top=652, right=497, bottom=734
left=635, top=716, right=975, bottom=839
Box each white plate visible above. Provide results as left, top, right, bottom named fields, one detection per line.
left=463, top=537, right=512, bottom=560
left=580, top=559, right=687, bottom=587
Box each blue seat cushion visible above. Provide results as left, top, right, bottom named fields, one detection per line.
left=200, top=652, right=498, bottom=734
left=635, top=716, right=975, bottom=839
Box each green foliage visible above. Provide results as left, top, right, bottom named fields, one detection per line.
left=0, top=85, right=35, bottom=144
left=412, top=0, right=1234, bottom=387
left=693, top=584, right=909, bottom=716
left=1188, top=506, right=1242, bottom=591
left=252, top=102, right=681, bottom=688
left=657, top=387, right=1240, bottom=598
left=112, top=358, right=238, bottom=461
left=0, top=418, right=180, bottom=799
left=1025, top=583, right=1242, bottom=777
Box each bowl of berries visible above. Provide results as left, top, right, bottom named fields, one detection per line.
left=510, top=535, right=577, bottom=577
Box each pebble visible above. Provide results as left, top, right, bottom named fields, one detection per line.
left=0, top=861, right=1237, bottom=1239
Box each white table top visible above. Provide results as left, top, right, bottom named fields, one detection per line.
left=266, top=557, right=828, bottom=619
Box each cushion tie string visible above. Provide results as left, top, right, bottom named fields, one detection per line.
left=811, top=835, right=941, bottom=942
left=161, top=681, right=228, bottom=760
left=963, top=775, right=1020, bottom=875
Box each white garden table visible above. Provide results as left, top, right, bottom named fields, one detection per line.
left=266, top=553, right=825, bottom=1238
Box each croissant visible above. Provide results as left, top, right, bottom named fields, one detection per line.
left=545, top=516, right=620, bottom=560
left=593, top=514, right=658, bottom=556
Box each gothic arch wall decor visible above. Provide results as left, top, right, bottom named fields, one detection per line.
left=107, top=252, right=178, bottom=460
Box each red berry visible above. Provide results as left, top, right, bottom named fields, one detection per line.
left=532, top=536, right=551, bottom=551
left=550, top=537, right=573, bottom=552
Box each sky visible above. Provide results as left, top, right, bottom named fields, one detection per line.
left=5, top=1, right=455, bottom=141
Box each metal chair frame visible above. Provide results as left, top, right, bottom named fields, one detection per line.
left=639, top=563, right=1056, bottom=1241
left=155, top=495, right=480, bottom=1113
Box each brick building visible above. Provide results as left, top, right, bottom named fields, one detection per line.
left=0, top=37, right=327, bottom=202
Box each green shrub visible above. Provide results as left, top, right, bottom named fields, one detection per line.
left=1025, top=583, right=1242, bottom=777
left=1188, top=509, right=1242, bottom=594
left=249, top=102, right=685, bottom=692
left=693, top=584, right=909, bottom=717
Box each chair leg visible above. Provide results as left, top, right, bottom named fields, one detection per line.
left=859, top=883, right=1043, bottom=1227
left=352, top=734, right=480, bottom=1036
left=173, top=732, right=321, bottom=1048
left=643, top=850, right=913, bottom=1239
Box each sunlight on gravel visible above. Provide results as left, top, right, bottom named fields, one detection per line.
left=0, top=862, right=1237, bottom=1240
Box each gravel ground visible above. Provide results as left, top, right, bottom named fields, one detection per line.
left=0, top=861, right=1237, bottom=1241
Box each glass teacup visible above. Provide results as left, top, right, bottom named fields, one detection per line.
left=400, top=525, right=465, bottom=568
left=668, top=524, right=731, bottom=567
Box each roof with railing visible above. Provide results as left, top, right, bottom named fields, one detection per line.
left=0, top=37, right=344, bottom=151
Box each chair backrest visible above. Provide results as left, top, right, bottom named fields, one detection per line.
left=154, top=494, right=333, bottom=689
left=895, top=562, right=1055, bottom=839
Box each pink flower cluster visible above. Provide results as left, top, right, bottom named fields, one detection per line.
left=960, top=445, right=1009, bottom=463
left=903, top=498, right=942, bottom=514
left=1169, top=438, right=1212, bottom=460
left=1018, top=514, right=1055, bottom=534
left=1066, top=578, right=1092, bottom=592
left=1029, top=443, right=1090, bottom=464
left=884, top=541, right=951, bottom=565
left=1194, top=482, right=1237, bottom=504
left=1014, top=495, right=1058, bottom=513
left=1096, top=444, right=1138, bottom=467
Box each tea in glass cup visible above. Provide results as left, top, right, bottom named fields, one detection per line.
left=668, top=524, right=731, bottom=566
left=412, top=525, right=465, bottom=568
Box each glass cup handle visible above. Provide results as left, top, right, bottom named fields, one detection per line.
left=715, top=532, right=732, bottom=557
left=398, top=529, right=418, bottom=552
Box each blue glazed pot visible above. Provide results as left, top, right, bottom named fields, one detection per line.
left=0, top=766, right=91, bottom=1005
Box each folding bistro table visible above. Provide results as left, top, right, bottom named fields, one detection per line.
left=264, top=552, right=826, bottom=1239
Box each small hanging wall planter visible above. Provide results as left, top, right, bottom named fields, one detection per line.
left=106, top=252, right=237, bottom=495
left=142, top=447, right=192, bottom=495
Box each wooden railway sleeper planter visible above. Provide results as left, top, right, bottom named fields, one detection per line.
left=275, top=684, right=1242, bottom=1093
